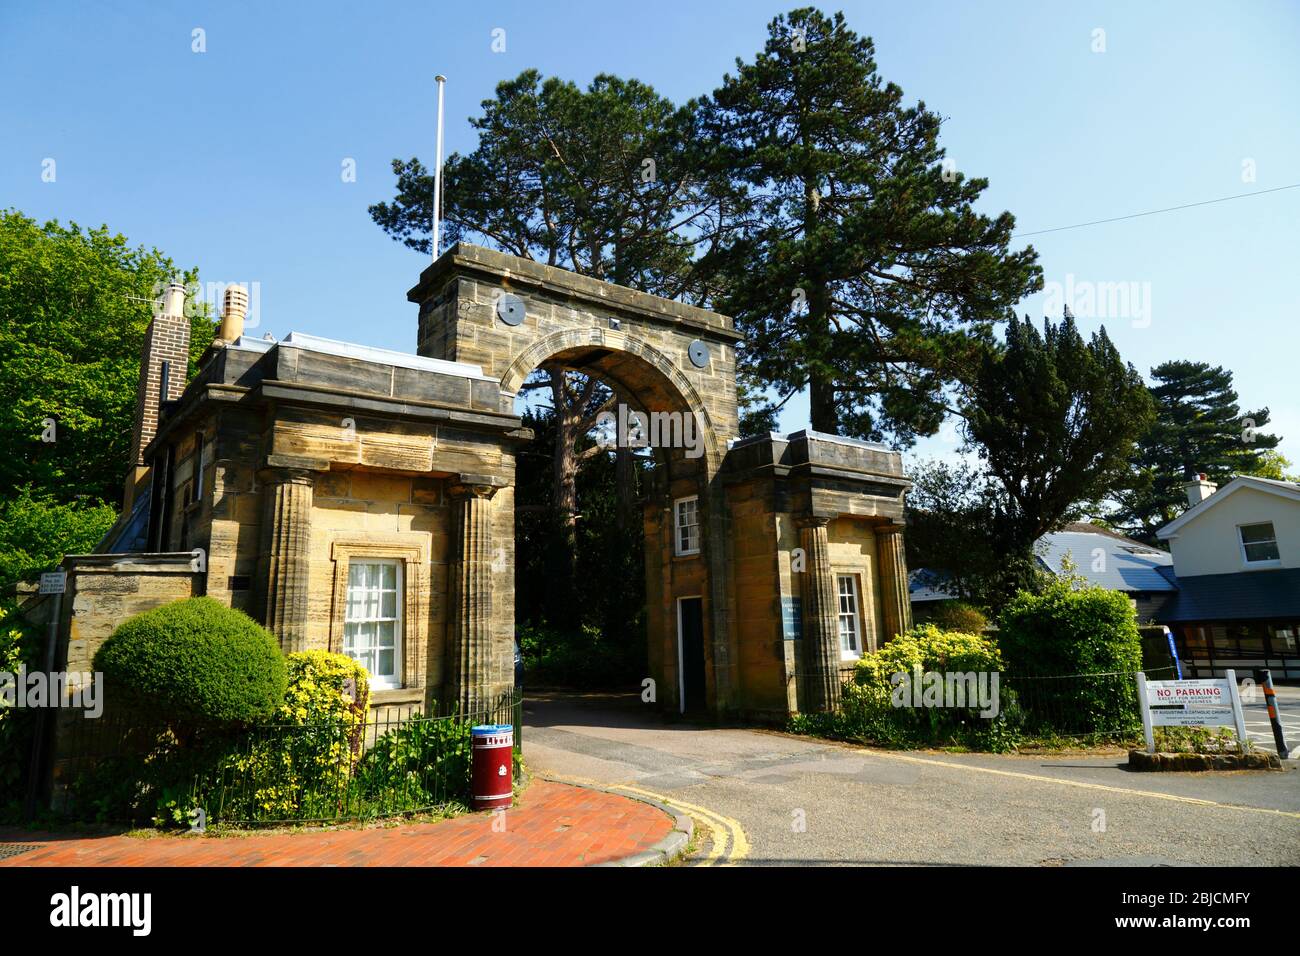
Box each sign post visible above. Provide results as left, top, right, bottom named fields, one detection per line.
left=1135, top=672, right=1155, bottom=753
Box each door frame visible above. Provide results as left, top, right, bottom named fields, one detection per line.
left=676, top=595, right=703, bottom=715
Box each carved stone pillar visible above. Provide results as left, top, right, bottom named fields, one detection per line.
left=875, top=522, right=913, bottom=640
left=447, top=482, right=498, bottom=715
left=797, top=515, right=841, bottom=712
left=262, top=468, right=315, bottom=652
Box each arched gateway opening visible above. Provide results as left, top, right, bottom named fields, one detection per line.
left=81, top=242, right=913, bottom=734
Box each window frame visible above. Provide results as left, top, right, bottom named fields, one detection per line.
left=342, top=557, right=404, bottom=689
left=674, top=495, right=701, bottom=556
left=1237, top=521, right=1281, bottom=568
left=836, top=573, right=863, bottom=661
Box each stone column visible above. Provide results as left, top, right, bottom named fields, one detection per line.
left=797, top=515, right=841, bottom=712
left=447, top=482, right=498, bottom=715
left=262, top=468, right=315, bottom=652
left=875, top=522, right=913, bottom=641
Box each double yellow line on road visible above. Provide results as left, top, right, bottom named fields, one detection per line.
left=611, top=783, right=750, bottom=866
left=544, top=774, right=749, bottom=865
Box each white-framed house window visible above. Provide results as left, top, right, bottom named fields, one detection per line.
left=836, top=574, right=862, bottom=660
left=1238, top=522, right=1280, bottom=566
left=674, top=495, right=700, bottom=556
left=343, top=559, right=403, bottom=688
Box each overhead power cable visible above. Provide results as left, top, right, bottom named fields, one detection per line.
left=1012, top=182, right=1300, bottom=239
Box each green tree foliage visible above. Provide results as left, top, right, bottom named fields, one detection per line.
left=0, top=487, right=117, bottom=586
left=94, top=597, right=287, bottom=730
left=1109, top=360, right=1283, bottom=539
left=903, top=458, right=1032, bottom=609
left=0, top=211, right=214, bottom=510
left=961, top=315, right=1154, bottom=599
left=702, top=8, right=1041, bottom=441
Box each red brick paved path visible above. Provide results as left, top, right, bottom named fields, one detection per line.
left=0, top=780, right=672, bottom=867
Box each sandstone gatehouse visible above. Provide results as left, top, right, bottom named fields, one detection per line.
left=47, top=245, right=913, bottom=731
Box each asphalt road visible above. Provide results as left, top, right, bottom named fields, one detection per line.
left=521, top=692, right=1300, bottom=866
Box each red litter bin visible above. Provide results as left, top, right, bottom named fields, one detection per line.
left=471, top=724, right=514, bottom=810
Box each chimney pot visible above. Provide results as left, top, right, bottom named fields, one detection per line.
left=161, top=280, right=186, bottom=318
left=218, top=284, right=248, bottom=342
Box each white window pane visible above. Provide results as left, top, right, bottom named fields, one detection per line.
left=377, top=649, right=394, bottom=677
left=382, top=563, right=396, bottom=588
left=381, top=590, right=397, bottom=618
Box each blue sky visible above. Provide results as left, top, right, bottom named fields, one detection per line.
left=3, top=0, right=1297, bottom=464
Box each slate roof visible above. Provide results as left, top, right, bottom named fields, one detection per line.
left=1155, top=568, right=1300, bottom=623
left=1037, top=529, right=1176, bottom=593
left=910, top=526, right=1175, bottom=603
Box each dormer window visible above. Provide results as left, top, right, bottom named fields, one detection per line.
left=1238, top=522, right=1280, bottom=565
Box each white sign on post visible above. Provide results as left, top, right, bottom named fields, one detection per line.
left=38, top=571, right=66, bottom=595
left=1135, top=670, right=1249, bottom=753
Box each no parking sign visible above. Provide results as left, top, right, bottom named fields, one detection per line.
left=1135, top=670, right=1248, bottom=753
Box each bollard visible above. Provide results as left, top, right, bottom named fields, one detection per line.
left=1255, top=669, right=1290, bottom=759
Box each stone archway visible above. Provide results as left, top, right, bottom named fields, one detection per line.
left=408, top=244, right=741, bottom=716
left=403, top=243, right=912, bottom=720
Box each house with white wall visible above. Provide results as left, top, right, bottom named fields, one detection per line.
left=1155, top=475, right=1300, bottom=679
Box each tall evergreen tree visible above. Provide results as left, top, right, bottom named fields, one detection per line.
left=1110, top=360, right=1282, bottom=539
left=961, top=314, right=1154, bottom=601
left=702, top=7, right=1041, bottom=442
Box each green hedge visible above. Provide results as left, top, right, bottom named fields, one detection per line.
left=996, top=577, right=1143, bottom=739
left=792, top=624, right=1016, bottom=751
left=94, top=597, right=287, bottom=729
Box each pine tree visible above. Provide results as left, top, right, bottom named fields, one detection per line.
left=961, top=314, right=1154, bottom=601
left=702, top=8, right=1040, bottom=442
left=1110, top=360, right=1282, bottom=539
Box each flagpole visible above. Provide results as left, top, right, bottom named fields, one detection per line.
left=433, top=74, right=446, bottom=260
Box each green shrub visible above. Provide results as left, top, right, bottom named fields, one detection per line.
left=94, top=597, right=287, bottom=729
left=996, top=577, right=1143, bottom=739
left=0, top=601, right=42, bottom=812
left=354, top=716, right=474, bottom=809
left=799, top=624, right=1016, bottom=751
left=75, top=651, right=368, bottom=826
left=926, top=601, right=989, bottom=634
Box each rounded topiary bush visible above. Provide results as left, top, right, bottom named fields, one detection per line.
left=94, top=597, right=287, bottom=728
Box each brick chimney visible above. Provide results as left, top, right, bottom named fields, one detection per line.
left=1183, top=473, right=1217, bottom=507
left=123, top=280, right=191, bottom=507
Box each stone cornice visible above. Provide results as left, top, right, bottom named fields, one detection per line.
left=408, top=243, right=743, bottom=344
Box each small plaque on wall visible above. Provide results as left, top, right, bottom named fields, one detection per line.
left=781, top=596, right=802, bottom=640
